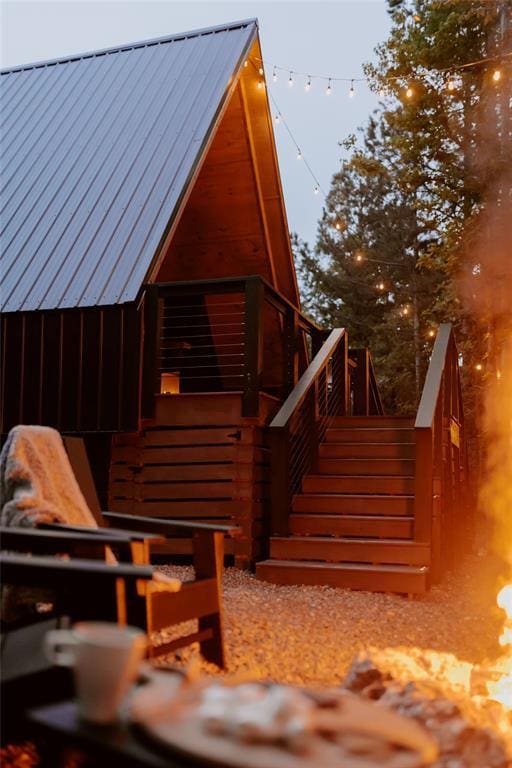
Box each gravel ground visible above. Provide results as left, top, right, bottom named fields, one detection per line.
left=160, top=553, right=506, bottom=684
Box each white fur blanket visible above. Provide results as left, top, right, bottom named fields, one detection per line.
left=0, top=425, right=98, bottom=529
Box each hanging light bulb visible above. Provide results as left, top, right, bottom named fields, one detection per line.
left=376, top=281, right=385, bottom=291
left=244, top=60, right=249, bottom=68
left=378, top=86, right=386, bottom=97
left=288, top=71, right=294, bottom=87
left=296, top=148, right=302, bottom=161
left=447, top=75, right=456, bottom=91
left=401, top=306, right=410, bottom=316
left=428, top=329, right=436, bottom=338
left=314, top=185, right=319, bottom=195
left=326, top=78, right=333, bottom=96
left=305, top=75, right=312, bottom=92
left=354, top=250, right=364, bottom=263
left=335, top=221, right=343, bottom=231
left=405, top=85, right=414, bottom=99
left=274, top=113, right=280, bottom=124
left=257, top=80, right=264, bottom=90
left=258, top=66, right=264, bottom=76
left=349, top=79, right=355, bottom=98
left=492, top=68, right=502, bottom=82
left=475, top=362, right=483, bottom=371
left=272, top=67, right=278, bottom=83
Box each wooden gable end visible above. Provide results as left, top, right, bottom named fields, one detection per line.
left=153, top=39, right=300, bottom=307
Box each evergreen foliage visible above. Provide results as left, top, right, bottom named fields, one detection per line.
left=296, top=0, right=510, bottom=425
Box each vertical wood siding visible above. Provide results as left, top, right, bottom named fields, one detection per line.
left=0, top=305, right=141, bottom=434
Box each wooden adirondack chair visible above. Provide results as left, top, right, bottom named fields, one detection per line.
left=1, top=430, right=238, bottom=667
left=60, top=436, right=237, bottom=667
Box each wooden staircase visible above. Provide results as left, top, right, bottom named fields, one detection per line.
left=256, top=415, right=430, bottom=593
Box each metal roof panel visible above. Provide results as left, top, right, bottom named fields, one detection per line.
left=1, top=19, right=257, bottom=311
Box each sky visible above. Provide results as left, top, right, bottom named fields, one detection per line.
left=1, top=0, right=391, bottom=247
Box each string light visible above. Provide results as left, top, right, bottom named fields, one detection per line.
left=354, top=251, right=364, bottom=262
left=326, top=78, right=332, bottom=96
left=244, top=60, right=248, bottom=68
left=267, top=90, right=325, bottom=198
left=257, top=80, right=264, bottom=90
left=400, top=306, right=410, bottom=316
left=349, top=79, right=355, bottom=98
left=335, top=221, right=343, bottom=231
left=305, top=75, right=312, bottom=92
left=475, top=363, right=483, bottom=371
left=447, top=74, right=457, bottom=91
left=314, top=185, right=319, bottom=195
left=274, top=113, right=280, bottom=124
left=254, top=50, right=511, bottom=98
left=428, top=329, right=436, bottom=338
left=376, top=281, right=385, bottom=291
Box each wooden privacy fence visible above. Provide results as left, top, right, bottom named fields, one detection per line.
left=414, top=323, right=470, bottom=581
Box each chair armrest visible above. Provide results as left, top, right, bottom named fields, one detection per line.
left=0, top=527, right=134, bottom=559
left=0, top=552, right=154, bottom=587
left=102, top=512, right=240, bottom=537
left=39, top=522, right=164, bottom=544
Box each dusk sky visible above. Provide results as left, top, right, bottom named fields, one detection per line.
left=2, top=0, right=391, bottom=247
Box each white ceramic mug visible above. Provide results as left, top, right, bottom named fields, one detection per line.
left=45, top=622, right=146, bottom=724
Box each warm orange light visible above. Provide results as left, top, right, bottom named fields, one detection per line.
left=354, top=251, right=364, bottom=263
left=376, top=281, right=385, bottom=291
left=257, top=80, right=265, bottom=90
left=160, top=372, right=180, bottom=395
left=428, top=329, right=436, bottom=338
left=405, top=86, right=414, bottom=99
left=492, top=69, right=502, bottom=83
left=475, top=363, right=483, bottom=371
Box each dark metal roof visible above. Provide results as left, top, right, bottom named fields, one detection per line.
left=1, top=19, right=257, bottom=312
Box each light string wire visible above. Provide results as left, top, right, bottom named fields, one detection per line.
left=257, top=49, right=512, bottom=89
left=267, top=89, right=328, bottom=198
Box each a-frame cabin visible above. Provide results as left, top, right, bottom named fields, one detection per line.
left=1, top=20, right=470, bottom=588
left=1, top=19, right=302, bottom=566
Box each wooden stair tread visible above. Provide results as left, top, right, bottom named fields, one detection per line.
left=258, top=559, right=427, bottom=574
left=296, top=493, right=414, bottom=499
left=256, top=559, right=429, bottom=593
left=271, top=536, right=421, bottom=545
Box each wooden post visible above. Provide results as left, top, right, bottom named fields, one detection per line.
left=270, top=426, right=290, bottom=536
left=242, top=278, right=264, bottom=417
left=283, top=305, right=299, bottom=395
left=141, top=285, right=162, bottom=419
left=339, top=332, right=350, bottom=415
left=193, top=530, right=225, bottom=669
left=414, top=426, right=433, bottom=544
left=353, top=349, right=370, bottom=415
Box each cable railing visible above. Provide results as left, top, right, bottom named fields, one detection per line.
left=414, top=323, right=470, bottom=581
left=268, top=329, right=350, bottom=536
left=141, top=276, right=323, bottom=419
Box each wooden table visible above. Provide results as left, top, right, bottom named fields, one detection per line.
left=27, top=700, right=191, bottom=768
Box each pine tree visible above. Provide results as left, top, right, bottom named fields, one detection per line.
left=296, top=0, right=509, bottom=423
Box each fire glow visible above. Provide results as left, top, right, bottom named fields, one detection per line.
left=487, top=584, right=512, bottom=710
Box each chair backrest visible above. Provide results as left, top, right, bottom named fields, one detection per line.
left=62, top=437, right=105, bottom=527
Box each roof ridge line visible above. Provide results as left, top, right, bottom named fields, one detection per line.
left=1, top=17, right=258, bottom=76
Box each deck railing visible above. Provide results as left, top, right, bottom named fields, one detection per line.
left=142, top=276, right=323, bottom=419
left=268, top=329, right=351, bottom=536
left=414, top=323, right=470, bottom=581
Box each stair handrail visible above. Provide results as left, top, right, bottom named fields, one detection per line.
left=268, top=328, right=349, bottom=537
left=414, top=323, right=468, bottom=580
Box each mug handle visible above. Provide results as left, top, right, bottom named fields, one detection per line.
left=44, top=629, right=78, bottom=666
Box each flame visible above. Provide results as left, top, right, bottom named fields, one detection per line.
left=486, top=584, right=512, bottom=709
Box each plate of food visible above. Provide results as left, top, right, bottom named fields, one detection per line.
left=130, top=669, right=437, bottom=768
